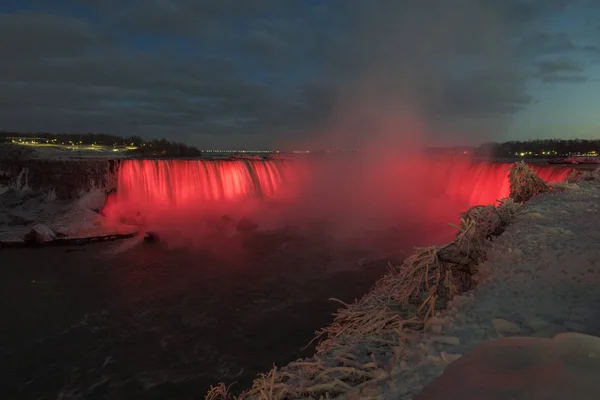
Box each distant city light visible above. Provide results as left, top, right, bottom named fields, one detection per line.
left=7, top=136, right=598, bottom=159
left=202, top=149, right=275, bottom=153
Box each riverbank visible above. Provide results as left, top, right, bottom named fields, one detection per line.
left=387, top=179, right=600, bottom=399
left=206, top=166, right=600, bottom=399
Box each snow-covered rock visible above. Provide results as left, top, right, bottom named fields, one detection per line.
left=0, top=182, right=138, bottom=246
left=415, top=333, right=600, bottom=400
left=25, top=223, right=56, bottom=244
left=76, top=189, right=107, bottom=211
left=429, top=336, right=461, bottom=346
left=492, top=318, right=522, bottom=334
left=0, top=231, right=26, bottom=246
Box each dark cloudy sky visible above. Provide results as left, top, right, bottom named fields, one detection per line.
left=1, top=0, right=600, bottom=148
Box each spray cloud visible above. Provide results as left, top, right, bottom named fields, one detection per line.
left=272, top=0, right=524, bottom=246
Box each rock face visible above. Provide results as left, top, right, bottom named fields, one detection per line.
left=415, top=333, right=600, bottom=400
left=0, top=159, right=117, bottom=199
left=24, top=224, right=56, bottom=244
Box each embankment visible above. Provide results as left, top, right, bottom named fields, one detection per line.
left=411, top=176, right=600, bottom=399
left=204, top=165, right=599, bottom=399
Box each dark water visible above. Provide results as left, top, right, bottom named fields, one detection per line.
left=0, top=229, right=416, bottom=399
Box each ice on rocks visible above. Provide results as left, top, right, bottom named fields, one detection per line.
left=525, top=317, right=554, bottom=332
left=429, top=336, right=460, bottom=346
left=76, top=189, right=107, bottom=211
left=492, top=318, right=522, bottom=334
left=564, top=321, right=588, bottom=333
left=532, top=324, right=567, bottom=338
left=0, top=184, right=137, bottom=245
left=25, top=223, right=56, bottom=243
left=415, top=333, right=600, bottom=400
left=439, top=352, right=462, bottom=364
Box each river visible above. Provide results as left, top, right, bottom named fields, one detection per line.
left=1, top=228, right=410, bottom=399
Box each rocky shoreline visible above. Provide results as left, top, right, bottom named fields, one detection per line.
left=385, top=180, right=600, bottom=399
left=0, top=186, right=138, bottom=247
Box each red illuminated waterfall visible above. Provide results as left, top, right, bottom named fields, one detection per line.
left=436, top=162, right=572, bottom=206
left=102, top=158, right=573, bottom=235
left=103, top=159, right=293, bottom=225
left=118, top=159, right=287, bottom=203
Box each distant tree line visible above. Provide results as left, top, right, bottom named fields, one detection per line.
left=3, top=131, right=596, bottom=159
left=0, top=131, right=202, bottom=158
left=129, top=138, right=202, bottom=157
left=475, top=139, right=600, bottom=157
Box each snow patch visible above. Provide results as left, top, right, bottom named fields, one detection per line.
left=15, top=168, right=30, bottom=191
left=76, top=189, right=107, bottom=211
left=25, top=223, right=56, bottom=243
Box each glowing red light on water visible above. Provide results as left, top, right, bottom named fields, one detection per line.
left=101, top=157, right=574, bottom=248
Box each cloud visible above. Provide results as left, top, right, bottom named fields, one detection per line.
left=312, top=0, right=534, bottom=144
left=517, top=31, right=600, bottom=69
left=0, top=6, right=335, bottom=146
left=0, top=0, right=599, bottom=146
left=533, top=58, right=588, bottom=82
left=439, top=71, right=533, bottom=116
left=519, top=32, right=579, bottom=54
left=0, top=12, right=109, bottom=59
left=505, top=0, right=573, bottom=22
left=83, top=0, right=290, bottom=37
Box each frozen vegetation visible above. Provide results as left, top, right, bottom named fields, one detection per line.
left=388, top=181, right=600, bottom=399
